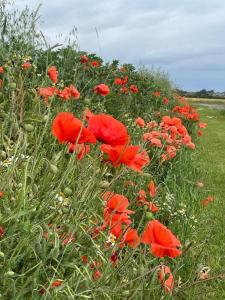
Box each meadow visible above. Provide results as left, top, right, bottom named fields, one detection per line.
left=0, top=4, right=224, bottom=299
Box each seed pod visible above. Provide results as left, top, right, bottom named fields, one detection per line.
left=63, top=187, right=73, bottom=197
left=1, top=151, right=6, bottom=159
left=145, top=212, right=153, bottom=220
left=5, top=270, right=15, bottom=277
left=99, top=180, right=110, bottom=189
left=24, top=124, right=34, bottom=132
left=9, top=82, right=17, bottom=89
left=49, top=164, right=58, bottom=174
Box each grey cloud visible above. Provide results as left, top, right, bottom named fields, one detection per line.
left=13, top=0, right=225, bottom=91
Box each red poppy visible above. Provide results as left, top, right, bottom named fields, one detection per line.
left=135, top=117, right=145, bottom=127
left=141, top=220, right=182, bottom=258
left=120, top=87, right=128, bottom=93
left=51, top=279, right=63, bottom=288
left=52, top=112, right=96, bottom=145
left=93, top=270, right=102, bottom=280
left=88, top=113, right=129, bottom=146
left=122, top=228, right=140, bottom=248
left=202, top=195, right=214, bottom=206
left=83, top=108, right=94, bottom=121
left=121, top=76, right=128, bottom=85
left=158, top=265, right=174, bottom=293
left=94, top=84, right=110, bottom=96
left=38, top=87, right=56, bottom=103
left=100, top=144, right=150, bottom=172
left=148, top=180, right=156, bottom=198
left=80, top=55, right=89, bottom=63
left=21, top=62, right=32, bottom=69
left=119, top=67, right=126, bottom=72
left=147, top=121, right=158, bottom=129
left=0, top=226, right=4, bottom=238
left=47, top=66, right=58, bottom=83
left=163, top=97, right=169, bottom=105
left=198, top=122, right=207, bottom=129
left=114, top=78, right=122, bottom=85
left=68, top=84, right=80, bottom=99
left=197, top=130, right=203, bottom=137
left=91, top=61, right=100, bottom=67
left=130, top=84, right=138, bottom=93
left=81, top=255, right=88, bottom=264
left=0, top=66, right=4, bottom=73
left=56, top=87, right=71, bottom=100
left=152, top=91, right=161, bottom=97
left=0, top=191, right=4, bottom=198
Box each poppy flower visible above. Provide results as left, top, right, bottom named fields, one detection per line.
left=197, top=130, right=203, bottom=137
left=147, top=121, right=157, bottom=129
left=80, top=55, right=89, bottom=63
left=51, top=279, right=63, bottom=288
left=88, top=113, right=129, bottom=146
left=122, top=228, right=140, bottom=248
left=91, top=61, right=100, bottom=67
left=83, top=108, right=94, bottom=121
left=100, top=144, right=150, bottom=172
left=163, top=97, right=169, bottom=105
left=81, top=255, right=88, bottom=264
left=148, top=180, right=156, bottom=198
left=68, top=84, right=80, bottom=99
left=47, top=66, right=58, bottom=83
left=202, top=195, right=214, bottom=206
left=21, top=62, right=32, bottom=69
left=114, top=78, right=122, bottom=85
left=0, top=66, right=4, bottom=73
left=130, top=84, right=138, bottom=93
left=94, top=84, right=110, bottom=96
left=135, top=117, right=145, bottom=127
left=121, top=76, right=128, bottom=85
left=198, top=122, right=207, bottom=129
left=0, top=191, right=4, bottom=198
left=119, top=67, right=126, bottom=72
left=158, top=265, right=174, bottom=293
left=152, top=91, right=161, bottom=97
left=38, top=87, right=56, bottom=103
left=0, top=225, right=4, bottom=238
left=93, top=270, right=102, bottom=280
left=141, top=220, right=182, bottom=258
left=120, top=87, right=128, bottom=93
left=52, top=112, right=96, bottom=145
left=56, top=87, right=71, bottom=100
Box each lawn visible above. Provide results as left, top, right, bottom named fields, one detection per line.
left=190, top=106, right=225, bottom=298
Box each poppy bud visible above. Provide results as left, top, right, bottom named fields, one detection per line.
left=63, top=187, right=73, bottom=196
left=1, top=151, right=6, bottom=159
left=9, top=82, right=17, bottom=89
left=145, top=212, right=153, bottom=220
left=5, top=270, right=15, bottom=277
left=99, top=181, right=110, bottom=189
left=84, top=98, right=91, bottom=104
left=121, top=291, right=130, bottom=297
left=0, top=251, right=5, bottom=258
left=49, top=164, right=58, bottom=174
left=32, top=184, right=38, bottom=194
left=24, top=124, right=34, bottom=132
left=42, top=115, right=48, bottom=122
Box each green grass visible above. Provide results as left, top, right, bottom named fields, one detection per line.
left=188, top=97, right=225, bottom=105
left=190, top=106, right=225, bottom=298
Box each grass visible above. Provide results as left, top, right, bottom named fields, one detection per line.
left=188, top=97, right=225, bottom=105
left=190, top=106, right=225, bottom=298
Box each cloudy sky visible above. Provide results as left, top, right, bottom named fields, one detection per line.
left=13, top=0, right=225, bottom=91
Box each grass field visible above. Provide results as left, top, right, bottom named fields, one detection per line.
left=191, top=106, right=225, bottom=298
left=188, top=97, right=225, bottom=105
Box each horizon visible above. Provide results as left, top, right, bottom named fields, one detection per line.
left=13, top=0, right=225, bottom=92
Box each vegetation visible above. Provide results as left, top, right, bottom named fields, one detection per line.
left=0, top=3, right=224, bottom=299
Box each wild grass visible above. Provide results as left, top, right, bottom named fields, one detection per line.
left=0, top=3, right=224, bottom=299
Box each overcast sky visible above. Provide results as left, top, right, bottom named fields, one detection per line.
left=13, top=0, right=225, bottom=91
